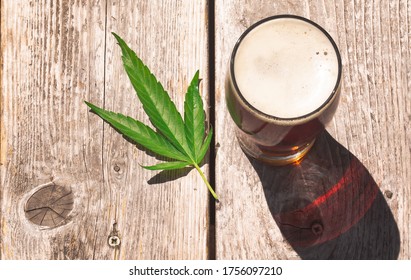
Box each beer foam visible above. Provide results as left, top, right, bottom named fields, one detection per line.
left=233, top=17, right=339, bottom=119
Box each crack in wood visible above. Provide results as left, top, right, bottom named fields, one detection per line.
left=24, top=184, right=74, bottom=228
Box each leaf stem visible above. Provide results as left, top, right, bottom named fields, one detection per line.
left=193, top=163, right=219, bottom=201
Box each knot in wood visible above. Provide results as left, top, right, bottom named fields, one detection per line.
left=113, top=164, right=121, bottom=172
left=24, top=184, right=74, bottom=228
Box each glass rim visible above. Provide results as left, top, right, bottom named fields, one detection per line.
left=229, top=14, right=343, bottom=123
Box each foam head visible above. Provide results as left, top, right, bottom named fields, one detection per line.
left=233, top=16, right=340, bottom=119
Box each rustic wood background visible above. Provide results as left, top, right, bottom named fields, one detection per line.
left=1, top=0, right=410, bottom=259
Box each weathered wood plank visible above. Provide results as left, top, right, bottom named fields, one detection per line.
left=1, top=0, right=211, bottom=259
left=98, top=0, right=210, bottom=259
left=214, top=0, right=410, bottom=259
left=1, top=0, right=109, bottom=259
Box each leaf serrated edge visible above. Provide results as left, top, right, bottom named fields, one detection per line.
left=84, top=101, right=189, bottom=162
left=112, top=32, right=193, bottom=160
left=197, top=126, right=213, bottom=163
left=184, top=70, right=205, bottom=161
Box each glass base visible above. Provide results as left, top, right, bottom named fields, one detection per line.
left=238, top=137, right=316, bottom=166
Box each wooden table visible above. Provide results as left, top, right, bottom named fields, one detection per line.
left=1, top=0, right=410, bottom=260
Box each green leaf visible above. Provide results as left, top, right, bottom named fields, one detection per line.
left=197, top=126, right=213, bottom=164
left=85, top=101, right=189, bottom=162
left=142, top=161, right=190, bottom=171
left=184, top=71, right=205, bottom=161
left=112, top=32, right=193, bottom=160
left=85, top=33, right=219, bottom=200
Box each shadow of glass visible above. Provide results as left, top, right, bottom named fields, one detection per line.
left=248, top=131, right=400, bottom=259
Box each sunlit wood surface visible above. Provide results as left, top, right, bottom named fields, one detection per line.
left=1, top=0, right=410, bottom=259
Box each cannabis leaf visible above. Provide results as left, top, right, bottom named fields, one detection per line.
left=85, top=33, right=218, bottom=201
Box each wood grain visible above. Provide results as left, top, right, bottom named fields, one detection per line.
left=214, top=0, right=410, bottom=259
left=1, top=0, right=109, bottom=259
left=102, top=0, right=210, bottom=259
left=1, top=0, right=410, bottom=260
left=24, top=184, right=74, bottom=228
left=1, top=0, right=211, bottom=259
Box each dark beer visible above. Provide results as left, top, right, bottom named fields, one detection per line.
left=226, top=15, right=342, bottom=165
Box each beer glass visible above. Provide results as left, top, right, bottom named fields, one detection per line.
left=226, top=15, right=342, bottom=165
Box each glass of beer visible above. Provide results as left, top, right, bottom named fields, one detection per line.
left=226, top=15, right=342, bottom=165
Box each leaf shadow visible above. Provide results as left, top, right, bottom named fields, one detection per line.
left=147, top=167, right=194, bottom=185
left=247, top=130, right=400, bottom=259
left=121, top=132, right=197, bottom=185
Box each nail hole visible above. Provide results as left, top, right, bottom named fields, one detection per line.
left=384, top=190, right=393, bottom=199
left=311, top=222, right=324, bottom=236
